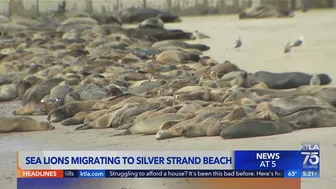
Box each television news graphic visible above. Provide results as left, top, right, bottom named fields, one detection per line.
left=16, top=148, right=320, bottom=179
left=300, top=143, right=320, bottom=178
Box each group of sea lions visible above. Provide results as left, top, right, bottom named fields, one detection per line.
left=0, top=8, right=335, bottom=141
left=239, top=5, right=295, bottom=19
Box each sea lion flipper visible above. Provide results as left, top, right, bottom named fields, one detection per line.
left=110, top=129, right=131, bottom=137
left=62, top=118, right=84, bottom=126
left=74, top=124, right=91, bottom=131
left=116, top=123, right=133, bottom=130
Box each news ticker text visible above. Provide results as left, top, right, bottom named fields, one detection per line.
left=18, top=169, right=320, bottom=179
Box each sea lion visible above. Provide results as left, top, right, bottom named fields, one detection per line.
left=47, top=100, right=98, bottom=123
left=0, top=72, right=26, bottom=85
left=270, top=95, right=332, bottom=110
left=181, top=111, right=230, bottom=138
left=209, top=61, right=240, bottom=79
left=75, top=103, right=140, bottom=130
left=239, top=5, right=295, bottom=19
left=220, top=71, right=245, bottom=81
left=49, top=81, right=71, bottom=105
left=206, top=120, right=231, bottom=136
left=156, top=106, right=230, bottom=140
left=146, top=105, right=183, bottom=119
left=229, top=71, right=251, bottom=88
left=152, top=40, right=210, bottom=51
left=155, top=116, right=198, bottom=140
left=0, top=83, right=17, bottom=102
left=133, top=109, right=158, bottom=124
left=84, top=109, right=112, bottom=124
left=176, top=103, right=204, bottom=114
left=138, top=15, right=164, bottom=29
left=90, top=93, right=137, bottom=110
left=199, top=78, right=220, bottom=89
left=128, top=80, right=164, bottom=95
left=155, top=50, right=200, bottom=63
left=79, top=84, right=107, bottom=101
left=61, top=111, right=92, bottom=126
left=64, top=92, right=81, bottom=105
left=174, top=86, right=208, bottom=95
left=249, top=71, right=332, bottom=89
left=116, top=8, right=182, bottom=23
left=22, top=78, right=64, bottom=106
left=0, top=116, right=55, bottom=133
left=125, top=27, right=195, bottom=41
left=175, top=90, right=216, bottom=102
left=13, top=101, right=60, bottom=116
left=279, top=106, right=336, bottom=129
left=115, top=102, right=164, bottom=128
left=220, top=119, right=293, bottom=139
left=111, top=113, right=193, bottom=136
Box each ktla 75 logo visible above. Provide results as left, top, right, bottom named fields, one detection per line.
left=301, top=152, right=320, bottom=168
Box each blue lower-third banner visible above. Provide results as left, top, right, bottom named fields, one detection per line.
left=60, top=170, right=285, bottom=178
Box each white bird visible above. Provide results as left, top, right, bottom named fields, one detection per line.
left=291, top=35, right=304, bottom=47
left=193, top=30, right=210, bottom=39
left=234, top=35, right=242, bottom=49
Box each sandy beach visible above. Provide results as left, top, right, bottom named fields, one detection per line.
left=1, top=9, right=336, bottom=189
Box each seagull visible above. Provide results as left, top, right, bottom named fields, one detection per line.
left=284, top=39, right=291, bottom=53
left=193, top=30, right=210, bottom=39
left=234, top=35, right=242, bottom=49
left=291, top=35, right=304, bottom=47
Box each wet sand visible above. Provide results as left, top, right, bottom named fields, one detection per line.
left=1, top=9, right=336, bottom=189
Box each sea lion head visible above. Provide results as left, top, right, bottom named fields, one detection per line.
left=199, top=56, right=216, bottom=66
left=23, top=75, right=42, bottom=85
left=38, top=121, right=55, bottom=130
left=156, top=130, right=169, bottom=140
left=107, top=84, right=123, bottom=96
left=47, top=109, right=65, bottom=123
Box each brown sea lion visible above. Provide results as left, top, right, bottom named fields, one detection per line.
left=49, top=81, right=71, bottom=103
left=176, top=103, right=204, bottom=114
left=155, top=50, right=200, bottom=63
left=84, top=109, right=112, bottom=124
left=155, top=116, right=198, bottom=140
left=220, top=119, right=293, bottom=139
left=13, top=101, right=60, bottom=116
left=0, top=84, right=18, bottom=102
left=146, top=105, right=183, bottom=119
left=111, top=113, right=194, bottom=136
left=75, top=103, right=139, bottom=130
left=229, top=71, right=251, bottom=88
left=22, top=78, right=64, bottom=105
left=279, top=106, right=336, bottom=130
left=175, top=91, right=217, bottom=102
left=209, top=61, right=240, bottom=78
left=133, top=109, right=158, bottom=124
left=0, top=116, right=55, bottom=133
left=181, top=110, right=231, bottom=138
left=91, top=93, right=138, bottom=110
left=156, top=106, right=230, bottom=140
left=47, top=100, right=98, bottom=123
left=61, top=111, right=93, bottom=126
left=180, top=105, right=247, bottom=138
